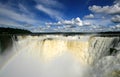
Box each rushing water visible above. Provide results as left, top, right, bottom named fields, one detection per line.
left=0, top=35, right=120, bottom=77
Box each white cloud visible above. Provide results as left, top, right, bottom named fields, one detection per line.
left=0, top=18, right=22, bottom=28
left=46, top=17, right=83, bottom=26
left=36, top=4, right=63, bottom=20
left=83, top=0, right=120, bottom=26
left=61, top=17, right=83, bottom=26
left=46, top=21, right=62, bottom=26
left=35, top=0, right=64, bottom=20
left=115, top=24, right=120, bottom=28
left=111, top=15, right=120, bottom=23
left=84, top=14, right=94, bottom=18
left=18, top=4, right=31, bottom=14
left=62, top=19, right=74, bottom=25
left=74, top=17, right=83, bottom=26
left=83, top=18, right=111, bottom=26
left=114, top=0, right=120, bottom=4
left=35, top=0, right=63, bottom=9
left=83, top=22, right=91, bottom=26
left=0, top=8, right=38, bottom=24
left=111, top=24, right=120, bottom=29
left=0, top=3, right=42, bottom=27
left=89, top=3, right=120, bottom=14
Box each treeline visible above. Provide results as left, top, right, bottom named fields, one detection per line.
left=0, top=27, right=31, bottom=35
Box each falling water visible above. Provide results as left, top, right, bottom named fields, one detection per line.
left=0, top=35, right=120, bottom=77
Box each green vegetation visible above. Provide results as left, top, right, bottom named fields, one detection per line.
left=0, top=27, right=31, bottom=34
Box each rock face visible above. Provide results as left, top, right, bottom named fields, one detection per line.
left=0, top=34, right=120, bottom=77
left=88, top=36, right=120, bottom=65
left=0, top=35, right=13, bottom=54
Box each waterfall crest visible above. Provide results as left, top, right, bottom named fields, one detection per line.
left=0, top=35, right=120, bottom=77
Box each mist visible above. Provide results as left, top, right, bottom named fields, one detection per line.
left=0, top=35, right=120, bottom=77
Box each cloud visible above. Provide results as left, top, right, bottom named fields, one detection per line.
left=46, top=21, right=62, bottom=26
left=84, top=14, right=94, bottom=19
left=83, top=18, right=112, bottom=26
left=36, top=4, right=63, bottom=20
left=62, top=20, right=74, bottom=25
left=111, top=15, right=120, bottom=23
left=0, top=8, right=38, bottom=24
left=114, top=0, right=120, bottom=4
left=115, top=24, right=120, bottom=28
left=35, top=0, right=64, bottom=20
left=18, top=4, right=31, bottom=14
left=89, top=3, right=120, bottom=14
left=83, top=0, right=120, bottom=26
left=0, top=18, right=23, bottom=28
left=46, top=17, right=83, bottom=26
left=74, top=17, right=83, bottom=26
left=0, top=3, right=42, bottom=28
left=83, top=22, right=91, bottom=26
left=35, top=0, right=63, bottom=9
left=111, top=24, right=120, bottom=29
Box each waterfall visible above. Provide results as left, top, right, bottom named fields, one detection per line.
left=0, top=35, right=120, bottom=77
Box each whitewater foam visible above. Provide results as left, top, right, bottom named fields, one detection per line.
left=0, top=35, right=120, bottom=77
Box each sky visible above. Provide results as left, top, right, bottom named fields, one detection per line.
left=0, top=0, right=120, bottom=32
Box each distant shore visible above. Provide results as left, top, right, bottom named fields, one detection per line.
left=0, top=27, right=120, bottom=36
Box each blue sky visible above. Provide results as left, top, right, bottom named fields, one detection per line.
left=0, top=0, right=120, bottom=32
